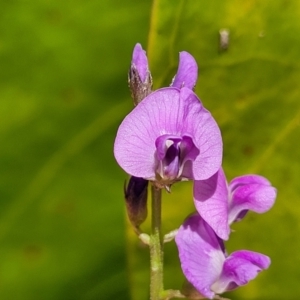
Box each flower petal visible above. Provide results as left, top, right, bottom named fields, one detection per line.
left=171, top=51, right=198, bottom=89
left=155, top=135, right=181, bottom=160
left=131, top=43, right=149, bottom=83
left=193, top=169, right=230, bottom=240
left=228, top=175, right=277, bottom=224
left=155, top=135, right=181, bottom=180
left=211, top=250, right=271, bottom=294
left=114, top=87, right=222, bottom=180
left=175, top=214, right=225, bottom=299
left=229, top=174, right=272, bottom=192
left=114, top=88, right=179, bottom=179
left=179, top=88, right=223, bottom=180
left=180, top=135, right=200, bottom=163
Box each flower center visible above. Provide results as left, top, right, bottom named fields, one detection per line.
left=155, top=134, right=199, bottom=185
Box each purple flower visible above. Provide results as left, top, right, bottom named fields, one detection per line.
left=114, top=87, right=223, bottom=187
left=175, top=214, right=271, bottom=299
left=115, top=44, right=222, bottom=188
left=193, top=168, right=276, bottom=240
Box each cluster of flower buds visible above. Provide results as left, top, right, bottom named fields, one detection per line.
left=114, top=43, right=276, bottom=299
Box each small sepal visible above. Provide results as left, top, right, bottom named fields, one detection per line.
left=181, top=280, right=206, bottom=299
left=163, top=229, right=178, bottom=243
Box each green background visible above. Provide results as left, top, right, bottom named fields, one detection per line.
left=0, top=0, right=299, bottom=299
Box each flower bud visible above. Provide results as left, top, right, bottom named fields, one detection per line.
left=128, top=43, right=152, bottom=105
left=124, top=176, right=148, bottom=229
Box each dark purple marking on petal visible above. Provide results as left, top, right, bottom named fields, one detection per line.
left=155, top=134, right=200, bottom=181
left=161, top=143, right=180, bottom=179
left=155, top=134, right=182, bottom=160
left=155, top=135, right=181, bottom=180
left=180, top=135, right=200, bottom=165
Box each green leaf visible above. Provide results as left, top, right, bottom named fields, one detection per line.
left=0, top=0, right=151, bottom=299
left=126, top=1, right=300, bottom=300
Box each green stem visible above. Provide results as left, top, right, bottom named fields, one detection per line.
left=150, top=185, right=163, bottom=300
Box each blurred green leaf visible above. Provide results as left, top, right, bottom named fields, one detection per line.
left=0, top=0, right=151, bottom=299
left=126, top=1, right=300, bottom=300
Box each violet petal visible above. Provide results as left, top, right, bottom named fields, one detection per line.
left=228, top=175, right=276, bottom=224
left=175, top=214, right=225, bottom=299
left=178, top=88, right=223, bottom=180
left=211, top=250, right=271, bottom=294
left=155, top=135, right=181, bottom=180
left=229, top=174, right=272, bottom=192
left=171, top=51, right=198, bottom=89
left=114, top=87, right=222, bottom=181
left=155, top=135, right=182, bottom=160
left=114, top=88, right=179, bottom=179
left=193, top=169, right=230, bottom=240
left=180, top=135, right=200, bottom=165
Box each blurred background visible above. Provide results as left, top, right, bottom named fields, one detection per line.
left=0, top=0, right=299, bottom=299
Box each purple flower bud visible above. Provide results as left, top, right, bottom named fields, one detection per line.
left=129, top=43, right=152, bottom=105
left=124, top=176, right=148, bottom=229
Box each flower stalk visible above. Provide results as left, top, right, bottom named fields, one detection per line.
left=150, top=185, right=164, bottom=300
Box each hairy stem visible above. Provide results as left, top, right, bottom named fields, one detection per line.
left=150, top=185, right=163, bottom=300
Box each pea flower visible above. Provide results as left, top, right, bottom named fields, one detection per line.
left=114, top=87, right=222, bottom=188
left=193, top=168, right=276, bottom=240
left=114, top=45, right=222, bottom=188
left=175, top=214, right=271, bottom=299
